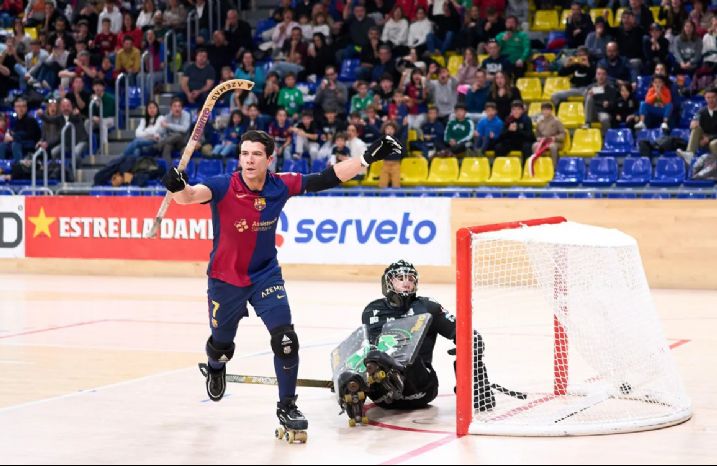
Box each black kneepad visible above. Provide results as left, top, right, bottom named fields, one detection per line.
left=206, top=336, right=235, bottom=363
left=270, top=325, right=299, bottom=359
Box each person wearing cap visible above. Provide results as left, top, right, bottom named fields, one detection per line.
left=642, top=22, right=670, bottom=74
left=585, top=16, right=613, bottom=60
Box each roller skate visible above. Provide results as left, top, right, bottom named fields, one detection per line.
left=364, top=350, right=405, bottom=404
left=205, top=364, right=226, bottom=402
left=337, top=371, right=369, bottom=427
left=275, top=395, right=308, bottom=444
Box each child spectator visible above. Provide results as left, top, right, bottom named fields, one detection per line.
left=277, top=72, right=304, bottom=120
left=212, top=110, right=243, bottom=157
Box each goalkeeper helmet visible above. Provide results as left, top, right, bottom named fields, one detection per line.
left=382, top=260, right=418, bottom=309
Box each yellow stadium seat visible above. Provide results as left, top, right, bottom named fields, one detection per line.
left=528, top=101, right=547, bottom=119
left=542, top=76, right=571, bottom=101
left=567, top=128, right=602, bottom=157
left=361, top=160, right=383, bottom=186
left=651, top=6, right=666, bottom=26
left=532, top=10, right=560, bottom=32
left=516, top=78, right=543, bottom=102
left=407, top=129, right=419, bottom=142
left=557, top=101, right=585, bottom=129
left=590, top=8, right=613, bottom=26
left=560, top=130, right=571, bottom=156
left=447, top=55, right=464, bottom=77
left=425, top=157, right=459, bottom=186
left=431, top=54, right=446, bottom=68
left=477, top=54, right=488, bottom=66
left=25, top=27, right=37, bottom=40
left=561, top=9, right=571, bottom=26
left=401, top=156, right=429, bottom=186
left=456, top=157, right=490, bottom=186
left=615, top=7, right=626, bottom=25
left=485, top=157, right=523, bottom=186
left=517, top=157, right=554, bottom=187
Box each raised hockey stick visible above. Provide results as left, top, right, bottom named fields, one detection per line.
left=198, top=363, right=335, bottom=390
left=145, top=79, right=255, bottom=239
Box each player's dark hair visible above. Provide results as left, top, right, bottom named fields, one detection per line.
left=241, top=130, right=275, bottom=158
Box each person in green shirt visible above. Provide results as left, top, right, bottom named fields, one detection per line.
left=444, top=103, right=475, bottom=156
left=495, top=15, right=531, bottom=78
left=350, top=81, right=374, bottom=117
left=277, top=72, right=304, bottom=121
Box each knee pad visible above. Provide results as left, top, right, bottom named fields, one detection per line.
left=206, top=336, right=235, bottom=363
left=270, top=324, right=299, bottom=359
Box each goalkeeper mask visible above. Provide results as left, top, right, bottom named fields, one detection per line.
left=382, top=260, right=418, bottom=309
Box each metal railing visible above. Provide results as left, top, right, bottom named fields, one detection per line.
left=163, top=30, right=177, bottom=85
left=208, top=0, right=221, bottom=36
left=30, top=147, right=48, bottom=190
left=186, top=10, right=198, bottom=62
left=140, top=50, right=154, bottom=108
left=18, top=186, right=53, bottom=196
left=114, top=72, right=129, bottom=131
left=60, top=121, right=77, bottom=185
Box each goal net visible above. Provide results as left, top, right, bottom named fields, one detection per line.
left=455, top=217, right=692, bottom=436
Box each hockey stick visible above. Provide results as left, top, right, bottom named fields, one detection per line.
left=491, top=383, right=528, bottom=400
left=145, top=79, right=255, bottom=239
left=198, top=363, right=334, bottom=390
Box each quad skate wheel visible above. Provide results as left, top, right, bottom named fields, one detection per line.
left=275, top=427, right=285, bottom=439
left=358, top=391, right=365, bottom=401
left=344, top=394, right=353, bottom=403
left=285, top=431, right=293, bottom=443
left=361, top=416, right=369, bottom=425
left=348, top=418, right=356, bottom=427
left=294, top=431, right=307, bottom=443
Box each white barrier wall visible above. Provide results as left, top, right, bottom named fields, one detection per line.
left=0, top=196, right=24, bottom=258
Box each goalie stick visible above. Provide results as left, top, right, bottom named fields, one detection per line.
left=145, top=79, right=255, bottom=239
left=198, top=363, right=335, bottom=390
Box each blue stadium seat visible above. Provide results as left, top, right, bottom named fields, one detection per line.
left=599, top=129, right=634, bottom=157
left=282, top=158, right=294, bottom=172
left=0, top=160, right=11, bottom=184
left=670, top=128, right=691, bottom=142
left=616, top=156, right=652, bottom=187
left=550, top=157, right=585, bottom=187
left=582, top=157, right=618, bottom=187
left=311, top=158, right=327, bottom=173
left=156, top=159, right=168, bottom=175
left=679, top=100, right=704, bottom=129
left=607, top=192, right=638, bottom=199
left=226, top=158, right=238, bottom=173
left=632, top=128, right=664, bottom=156
left=195, top=159, right=223, bottom=182
left=172, top=158, right=196, bottom=178
left=339, top=59, right=360, bottom=82
left=636, top=75, right=652, bottom=100
left=650, top=156, right=685, bottom=187
left=127, top=86, right=142, bottom=109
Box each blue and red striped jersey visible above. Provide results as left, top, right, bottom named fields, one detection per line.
left=202, top=171, right=304, bottom=287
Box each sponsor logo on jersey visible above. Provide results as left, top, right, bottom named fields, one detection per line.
left=234, top=219, right=248, bottom=232
left=261, top=284, right=285, bottom=298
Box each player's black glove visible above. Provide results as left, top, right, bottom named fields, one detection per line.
left=447, top=347, right=456, bottom=356
left=361, top=135, right=403, bottom=167
left=162, top=167, right=189, bottom=193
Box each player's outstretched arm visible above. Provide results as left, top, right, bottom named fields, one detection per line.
left=162, top=167, right=212, bottom=205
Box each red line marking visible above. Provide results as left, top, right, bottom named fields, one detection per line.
left=379, top=434, right=458, bottom=466
left=669, top=339, right=690, bottom=349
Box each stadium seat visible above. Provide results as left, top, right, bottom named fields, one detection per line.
left=635, top=75, right=652, bottom=100
left=456, top=157, right=490, bottom=186
left=615, top=7, right=627, bottom=23
left=582, top=157, right=618, bottom=187
left=338, top=58, right=360, bottom=82
left=361, top=160, right=383, bottom=186
left=311, top=158, right=327, bottom=173
left=517, top=157, right=554, bottom=187
left=599, top=129, right=634, bottom=157
left=633, top=128, right=664, bottom=156
left=616, top=156, right=652, bottom=187
left=590, top=8, right=614, bottom=26
left=447, top=55, right=464, bottom=77
left=194, top=159, right=223, bottom=182
left=542, top=77, right=571, bottom=101
left=527, top=101, right=546, bottom=120
left=550, top=157, right=585, bottom=186
left=477, top=54, right=488, bottom=66
left=431, top=54, right=446, bottom=68
left=485, top=157, right=522, bottom=186
left=425, top=157, right=459, bottom=186
left=558, top=101, right=586, bottom=129
left=516, top=78, right=543, bottom=103
left=651, top=6, right=666, bottom=25
left=567, top=128, right=602, bottom=156
left=0, top=160, right=11, bottom=184
left=560, top=9, right=571, bottom=26
left=526, top=53, right=557, bottom=77
left=172, top=158, right=196, bottom=178
left=532, top=10, right=560, bottom=31
left=680, top=100, right=704, bottom=129
left=650, top=156, right=685, bottom=187
left=401, top=157, right=429, bottom=186
left=226, top=158, right=238, bottom=173
left=670, top=128, right=690, bottom=142
left=560, top=130, right=571, bottom=156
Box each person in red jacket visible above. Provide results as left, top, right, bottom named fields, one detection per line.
left=635, top=74, right=673, bottom=132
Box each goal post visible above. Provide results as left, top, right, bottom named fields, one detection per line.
left=455, top=217, right=692, bottom=436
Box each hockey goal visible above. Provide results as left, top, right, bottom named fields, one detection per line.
left=455, top=217, right=692, bottom=436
